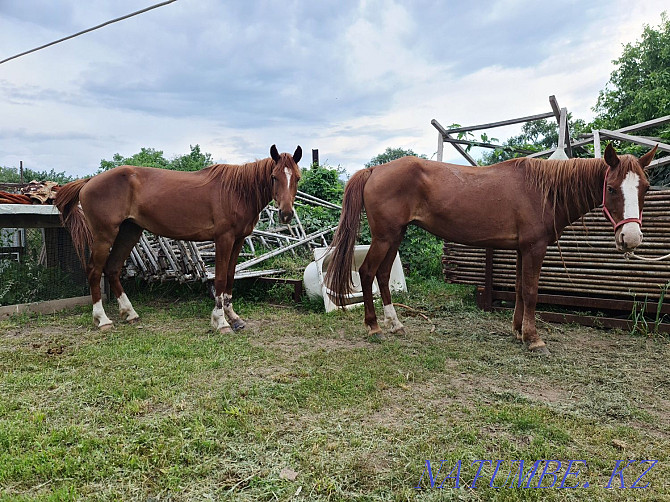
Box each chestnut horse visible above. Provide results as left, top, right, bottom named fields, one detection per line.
left=325, top=144, right=657, bottom=354
left=55, top=145, right=302, bottom=333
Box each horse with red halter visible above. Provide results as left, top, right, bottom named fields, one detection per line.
left=325, top=144, right=657, bottom=354
left=55, top=145, right=302, bottom=333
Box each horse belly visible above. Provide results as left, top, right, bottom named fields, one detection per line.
left=138, top=214, right=216, bottom=241
left=418, top=196, right=520, bottom=249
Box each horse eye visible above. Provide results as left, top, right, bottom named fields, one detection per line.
left=607, top=186, right=616, bottom=194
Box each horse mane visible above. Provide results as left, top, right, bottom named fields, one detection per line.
left=517, top=156, right=608, bottom=218
left=201, top=157, right=275, bottom=210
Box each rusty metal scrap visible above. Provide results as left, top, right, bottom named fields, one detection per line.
left=123, top=196, right=339, bottom=284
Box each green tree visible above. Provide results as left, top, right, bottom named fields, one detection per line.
left=99, top=147, right=170, bottom=171
left=365, top=147, right=426, bottom=168
left=168, top=144, right=213, bottom=172
left=592, top=13, right=670, bottom=185
left=0, top=166, right=75, bottom=184
left=298, top=163, right=345, bottom=204
left=295, top=162, right=345, bottom=235
left=593, top=13, right=670, bottom=130
left=98, top=145, right=213, bottom=172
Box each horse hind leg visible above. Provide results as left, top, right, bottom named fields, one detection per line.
left=222, top=238, right=246, bottom=331
left=211, top=234, right=235, bottom=334
left=377, top=241, right=405, bottom=334
left=359, top=237, right=397, bottom=339
left=104, top=221, right=143, bottom=323
left=88, top=239, right=115, bottom=330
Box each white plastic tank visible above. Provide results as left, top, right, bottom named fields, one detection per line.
left=303, top=245, right=407, bottom=312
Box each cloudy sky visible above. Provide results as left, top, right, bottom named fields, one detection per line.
left=0, top=0, right=667, bottom=178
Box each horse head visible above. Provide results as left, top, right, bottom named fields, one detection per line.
left=270, top=144, right=302, bottom=224
left=602, top=143, right=656, bottom=252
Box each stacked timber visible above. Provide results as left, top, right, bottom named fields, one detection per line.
left=442, top=188, right=670, bottom=300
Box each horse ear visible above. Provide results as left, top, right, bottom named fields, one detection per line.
left=604, top=143, right=619, bottom=169
left=638, top=144, right=658, bottom=169
left=270, top=144, right=280, bottom=162
left=293, top=146, right=302, bottom=164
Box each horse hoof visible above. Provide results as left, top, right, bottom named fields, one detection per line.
left=529, top=343, right=550, bottom=355
left=126, top=316, right=140, bottom=324
left=390, top=326, right=406, bottom=335
left=99, top=323, right=113, bottom=331
left=218, top=326, right=234, bottom=335
left=232, top=320, right=246, bottom=331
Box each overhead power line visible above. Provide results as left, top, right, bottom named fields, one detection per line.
left=0, top=0, right=178, bottom=66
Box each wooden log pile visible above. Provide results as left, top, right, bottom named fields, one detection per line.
left=443, top=188, right=670, bottom=301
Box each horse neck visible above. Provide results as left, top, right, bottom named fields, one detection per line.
left=214, top=158, right=274, bottom=214
left=525, top=156, right=608, bottom=224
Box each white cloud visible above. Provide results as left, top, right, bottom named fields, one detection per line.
left=0, top=0, right=667, bottom=177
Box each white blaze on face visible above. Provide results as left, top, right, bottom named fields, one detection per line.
left=284, top=167, right=292, bottom=189
left=619, top=171, right=643, bottom=249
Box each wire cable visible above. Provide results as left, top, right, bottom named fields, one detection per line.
left=0, top=0, right=178, bottom=65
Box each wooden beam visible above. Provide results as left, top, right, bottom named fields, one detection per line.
left=432, top=112, right=555, bottom=135
left=599, top=129, right=670, bottom=152
left=442, top=137, right=534, bottom=154
left=549, top=95, right=561, bottom=123
left=0, top=295, right=105, bottom=319
left=649, top=155, right=670, bottom=168
left=445, top=132, right=478, bottom=166
left=431, top=119, right=483, bottom=166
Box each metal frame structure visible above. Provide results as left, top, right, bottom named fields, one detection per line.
left=436, top=102, right=670, bottom=331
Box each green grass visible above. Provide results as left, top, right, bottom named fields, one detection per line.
left=0, top=278, right=668, bottom=501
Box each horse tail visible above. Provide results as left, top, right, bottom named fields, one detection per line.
left=54, top=178, right=93, bottom=266
left=325, top=167, right=374, bottom=308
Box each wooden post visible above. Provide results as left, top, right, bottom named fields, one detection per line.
left=312, top=149, right=319, bottom=166
left=437, top=132, right=444, bottom=162
left=475, top=248, right=494, bottom=311
left=593, top=130, right=601, bottom=158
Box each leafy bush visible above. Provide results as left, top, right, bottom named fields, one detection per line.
left=0, top=260, right=87, bottom=306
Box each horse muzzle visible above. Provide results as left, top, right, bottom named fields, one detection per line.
left=278, top=209, right=294, bottom=224
left=615, top=222, right=643, bottom=252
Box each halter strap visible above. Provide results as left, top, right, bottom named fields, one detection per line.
left=602, top=167, right=643, bottom=230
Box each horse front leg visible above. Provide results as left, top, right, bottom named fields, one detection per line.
left=222, top=237, right=246, bottom=331
left=211, top=234, right=234, bottom=334
left=513, top=250, right=524, bottom=341
left=519, top=244, right=550, bottom=355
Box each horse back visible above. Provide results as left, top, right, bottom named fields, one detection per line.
left=363, top=157, right=549, bottom=248
left=79, top=165, right=221, bottom=240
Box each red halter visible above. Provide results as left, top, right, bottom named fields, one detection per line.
left=602, top=167, right=643, bottom=231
